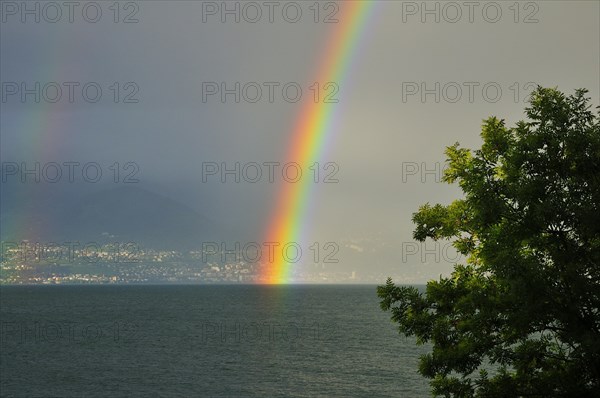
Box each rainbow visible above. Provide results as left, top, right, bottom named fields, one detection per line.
left=2, top=84, right=68, bottom=243
left=260, top=1, right=378, bottom=284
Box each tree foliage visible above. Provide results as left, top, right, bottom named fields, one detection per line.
left=378, top=88, right=600, bottom=397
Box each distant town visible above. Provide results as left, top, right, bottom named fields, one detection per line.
left=0, top=240, right=411, bottom=285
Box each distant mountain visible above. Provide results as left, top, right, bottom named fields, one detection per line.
left=1, top=185, right=224, bottom=250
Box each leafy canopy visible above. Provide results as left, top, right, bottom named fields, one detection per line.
left=378, top=87, right=600, bottom=397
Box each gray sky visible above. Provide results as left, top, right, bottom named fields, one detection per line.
left=1, top=1, right=599, bottom=282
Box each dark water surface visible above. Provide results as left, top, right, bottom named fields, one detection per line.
left=0, top=285, right=430, bottom=397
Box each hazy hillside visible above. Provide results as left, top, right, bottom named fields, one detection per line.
left=1, top=184, right=223, bottom=250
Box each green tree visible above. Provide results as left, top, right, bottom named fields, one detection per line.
left=378, top=88, right=600, bottom=397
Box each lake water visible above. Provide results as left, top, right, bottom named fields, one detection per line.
left=0, top=285, right=430, bottom=397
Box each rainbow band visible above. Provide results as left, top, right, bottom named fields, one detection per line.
left=261, top=1, right=378, bottom=284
